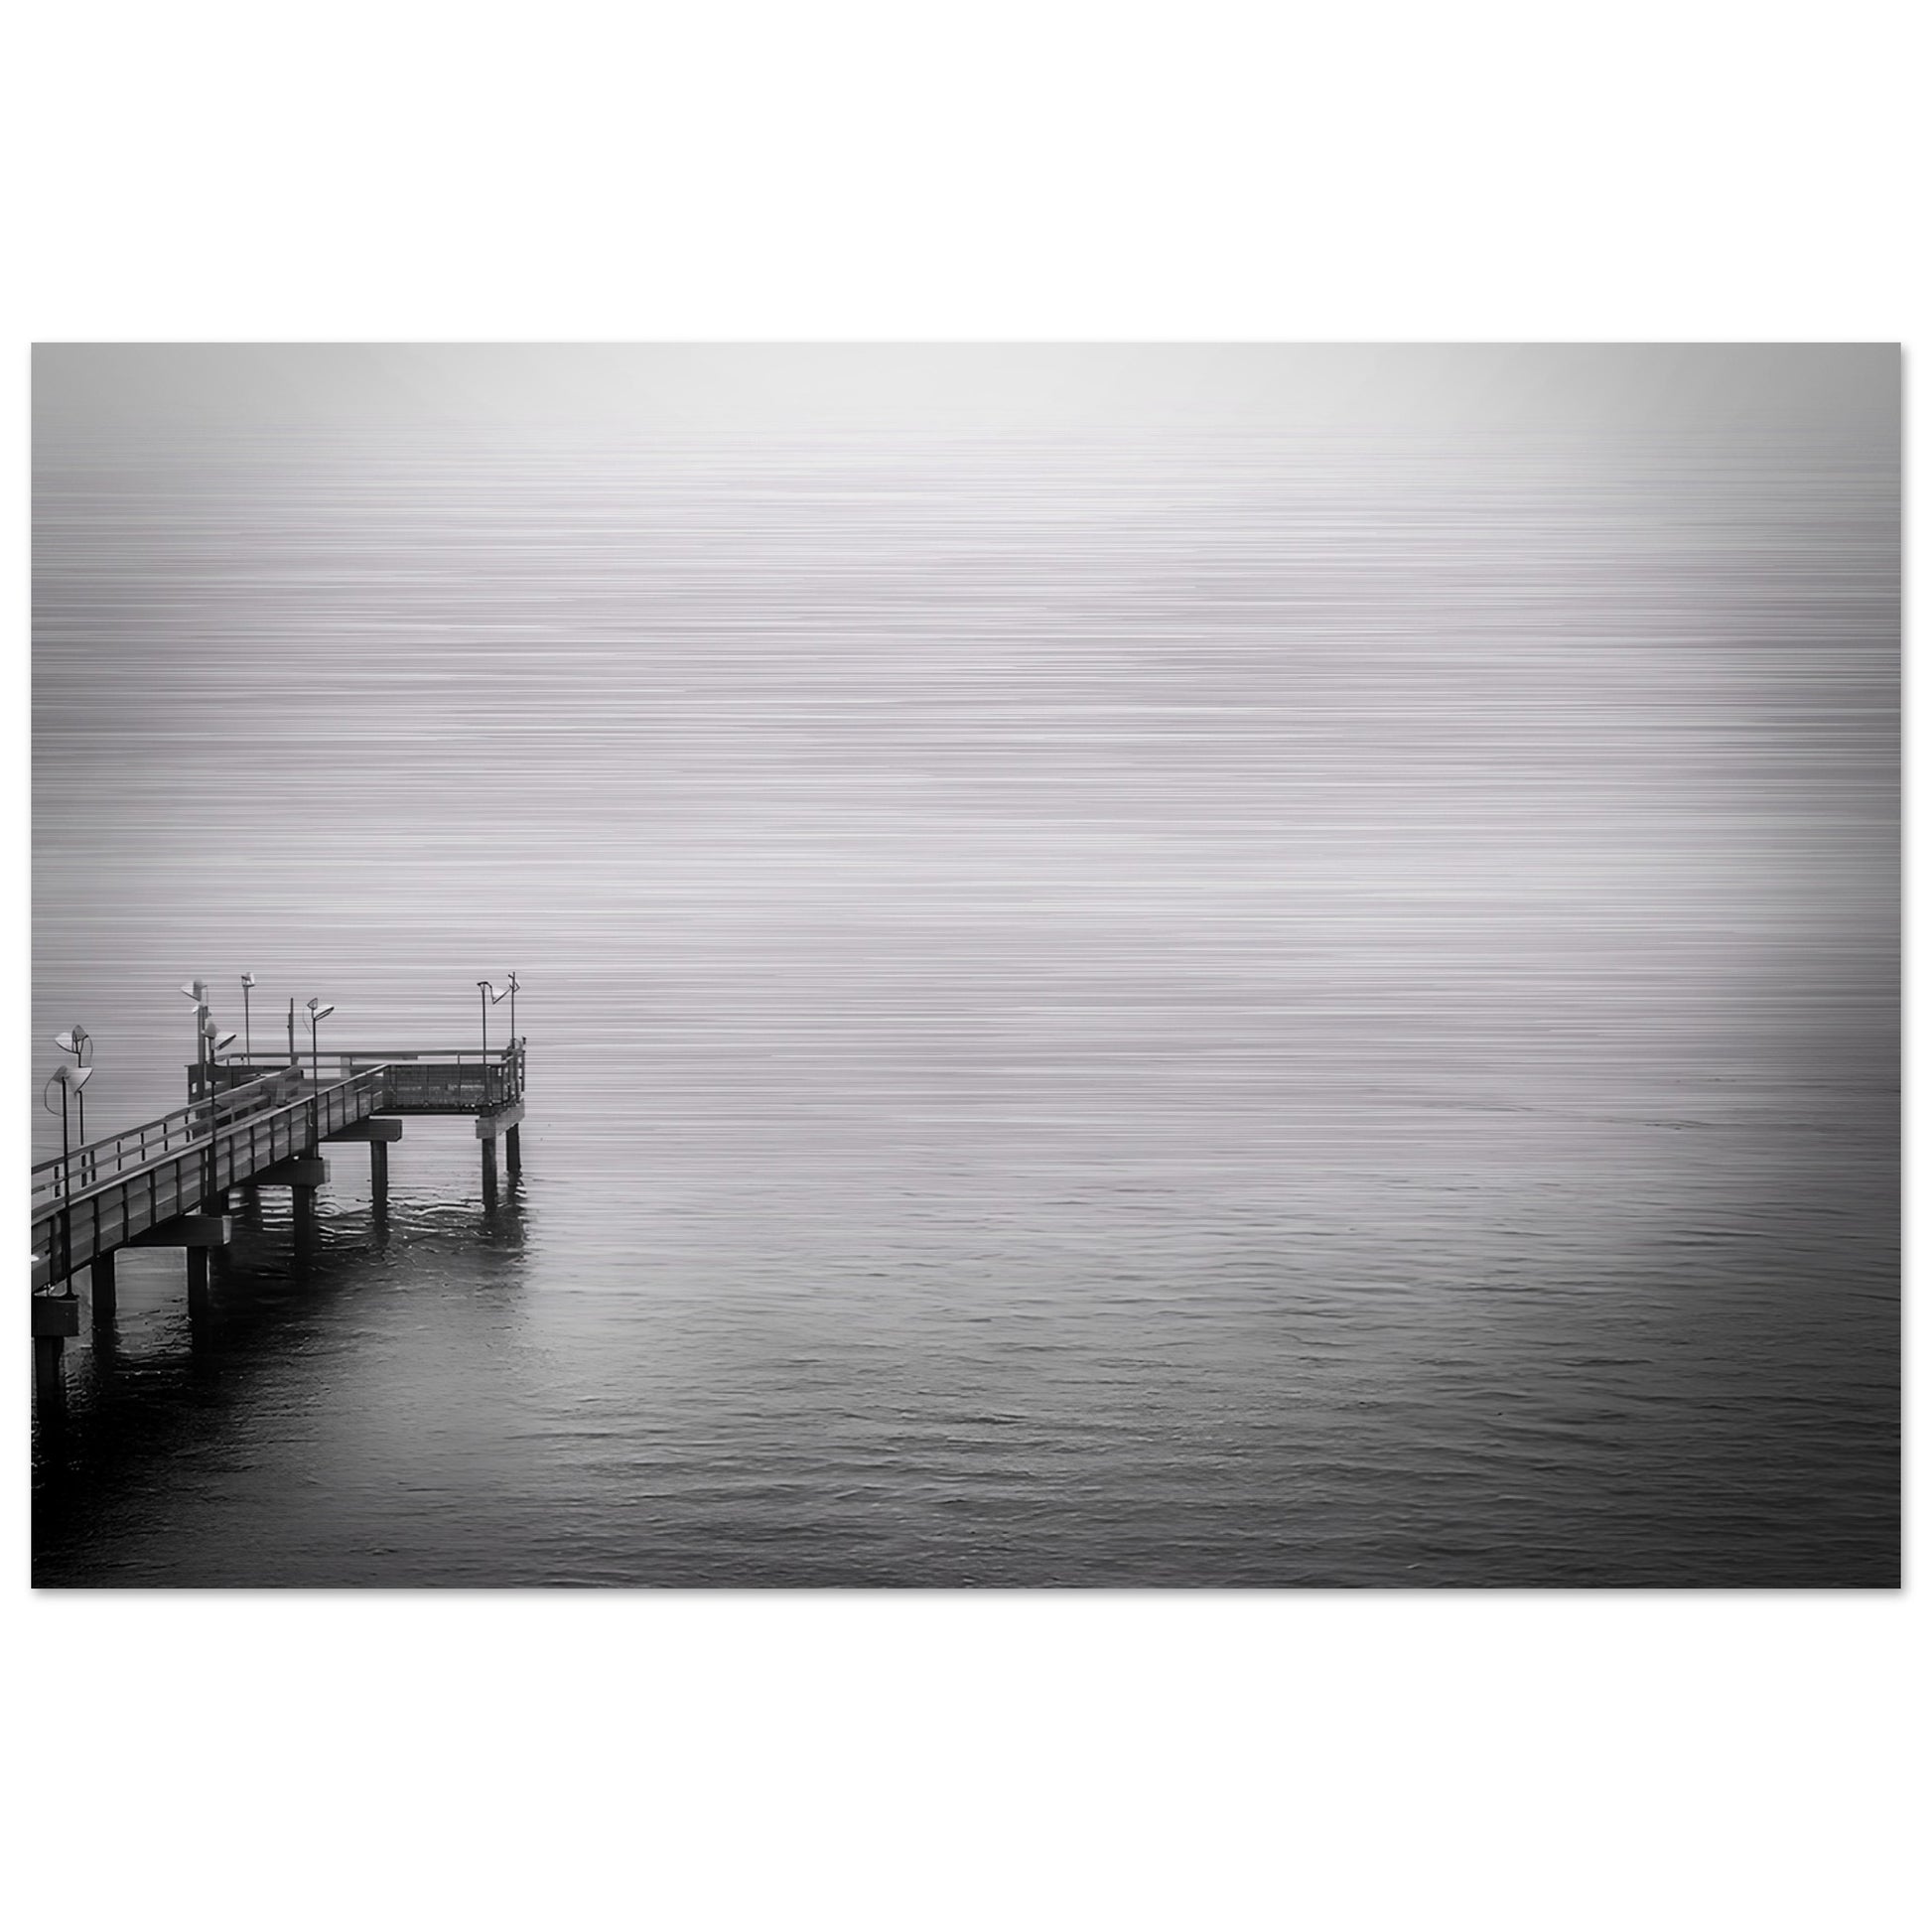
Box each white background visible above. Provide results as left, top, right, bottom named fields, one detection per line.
left=4, top=4, right=1922, bottom=1925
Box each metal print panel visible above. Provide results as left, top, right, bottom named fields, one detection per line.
left=31, top=345, right=1899, bottom=1587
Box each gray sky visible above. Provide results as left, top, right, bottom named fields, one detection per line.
left=33, top=344, right=1900, bottom=440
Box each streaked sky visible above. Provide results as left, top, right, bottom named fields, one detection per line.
left=34, top=343, right=1900, bottom=439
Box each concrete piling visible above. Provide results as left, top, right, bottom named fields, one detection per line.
left=91, top=1252, right=117, bottom=1324
left=31, top=1295, right=79, bottom=1424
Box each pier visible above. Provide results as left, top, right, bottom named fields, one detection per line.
left=30, top=1042, right=527, bottom=1422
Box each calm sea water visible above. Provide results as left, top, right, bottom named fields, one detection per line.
left=31, top=423, right=1898, bottom=1585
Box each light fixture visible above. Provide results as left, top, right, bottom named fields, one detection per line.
left=504, top=971, right=520, bottom=1045
left=305, top=999, right=335, bottom=1089
left=181, top=978, right=214, bottom=1099
left=43, top=1063, right=93, bottom=1200
left=53, top=1027, right=93, bottom=1142
left=193, top=1012, right=236, bottom=1106
left=477, top=980, right=506, bottom=1060
left=240, top=973, right=256, bottom=1056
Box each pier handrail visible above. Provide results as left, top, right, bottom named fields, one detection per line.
left=32, top=1063, right=398, bottom=1290
left=218, top=1041, right=525, bottom=1112
left=31, top=1069, right=306, bottom=1202
left=219, top=1044, right=524, bottom=1062
left=30, top=1066, right=386, bottom=1222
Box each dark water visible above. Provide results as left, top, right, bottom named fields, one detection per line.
left=32, top=421, right=1898, bottom=1585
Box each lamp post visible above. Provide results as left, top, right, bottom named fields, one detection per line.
left=43, top=1064, right=93, bottom=1282
left=195, top=1017, right=235, bottom=1208
left=240, top=973, right=256, bottom=1058
left=43, top=1064, right=92, bottom=1195
left=478, top=980, right=507, bottom=1057
left=505, top=971, right=519, bottom=1046
left=56, top=1027, right=93, bottom=1187
left=54, top=1026, right=92, bottom=1145
left=305, top=999, right=335, bottom=1089
left=182, top=979, right=210, bottom=1099
left=477, top=980, right=506, bottom=1103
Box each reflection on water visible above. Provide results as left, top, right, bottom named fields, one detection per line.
left=32, top=421, right=1897, bottom=1585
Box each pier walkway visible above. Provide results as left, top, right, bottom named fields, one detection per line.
left=30, top=1043, right=527, bottom=1419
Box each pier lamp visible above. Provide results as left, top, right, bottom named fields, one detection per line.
left=181, top=978, right=210, bottom=1088
left=477, top=980, right=506, bottom=1059
left=195, top=1016, right=234, bottom=1206
left=43, top=1063, right=93, bottom=1198
left=240, top=973, right=256, bottom=1057
left=305, top=999, right=335, bottom=1088
left=505, top=971, right=520, bottom=1044
left=181, top=979, right=212, bottom=1098
left=54, top=1027, right=92, bottom=1144
left=202, top=1013, right=237, bottom=1102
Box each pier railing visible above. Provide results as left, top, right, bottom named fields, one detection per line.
left=32, top=1068, right=306, bottom=1211
left=31, top=1065, right=391, bottom=1291
left=209, top=1042, right=525, bottom=1113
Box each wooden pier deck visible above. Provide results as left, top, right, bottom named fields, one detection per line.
left=30, top=1042, right=527, bottom=1420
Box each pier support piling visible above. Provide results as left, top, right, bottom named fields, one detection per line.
left=505, top=1125, right=521, bottom=1179
left=475, top=1102, right=521, bottom=1211
left=32, top=1295, right=79, bottom=1424
left=249, top=1156, right=328, bottom=1259
left=91, top=1252, right=117, bottom=1324
left=125, top=1216, right=232, bottom=1317
left=323, top=1117, right=400, bottom=1218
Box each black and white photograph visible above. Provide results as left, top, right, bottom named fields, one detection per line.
left=30, top=343, right=1899, bottom=1588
